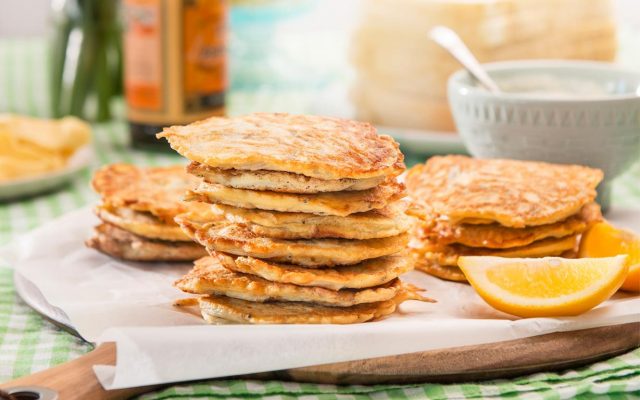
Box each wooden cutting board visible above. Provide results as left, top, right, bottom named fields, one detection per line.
left=1, top=322, right=638, bottom=400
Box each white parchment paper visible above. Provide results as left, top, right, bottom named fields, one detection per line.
left=1, top=206, right=639, bottom=390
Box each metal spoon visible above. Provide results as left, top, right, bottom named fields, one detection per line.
left=429, top=25, right=501, bottom=93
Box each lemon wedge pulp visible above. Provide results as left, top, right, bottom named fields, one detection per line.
left=458, top=255, right=628, bottom=318
left=579, top=222, right=640, bottom=292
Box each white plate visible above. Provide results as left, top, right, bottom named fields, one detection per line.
left=0, top=145, right=93, bottom=201
left=376, top=125, right=468, bottom=155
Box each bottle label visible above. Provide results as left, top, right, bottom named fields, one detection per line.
left=123, top=0, right=226, bottom=125
left=182, top=0, right=227, bottom=113
left=123, top=0, right=164, bottom=112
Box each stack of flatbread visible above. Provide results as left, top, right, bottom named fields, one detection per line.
left=158, top=113, right=433, bottom=324
left=87, top=164, right=208, bottom=262
left=406, top=156, right=604, bottom=282
left=351, top=0, right=617, bottom=132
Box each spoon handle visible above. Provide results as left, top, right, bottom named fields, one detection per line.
left=429, top=26, right=501, bottom=93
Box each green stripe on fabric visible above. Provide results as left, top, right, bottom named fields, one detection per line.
left=44, top=194, right=63, bottom=220
left=314, top=394, right=339, bottom=400
left=227, top=380, right=249, bottom=394
left=264, top=380, right=288, bottom=395
left=24, top=41, right=38, bottom=117
left=492, top=381, right=522, bottom=398
left=107, top=123, right=134, bottom=164
left=4, top=40, right=16, bottom=112
left=10, top=306, right=43, bottom=377
left=422, top=384, right=448, bottom=399
left=382, top=388, right=408, bottom=399
left=605, top=358, right=635, bottom=371
left=295, top=382, right=322, bottom=394
left=0, top=267, right=92, bottom=379
left=0, top=205, right=11, bottom=246
left=21, top=200, right=40, bottom=230
left=624, top=179, right=640, bottom=199
left=606, top=382, right=628, bottom=394
left=600, top=394, right=638, bottom=400
left=0, top=269, right=16, bottom=340
left=350, top=395, right=374, bottom=400
left=49, top=330, right=74, bottom=365
left=92, top=124, right=112, bottom=166
left=68, top=175, right=90, bottom=209
left=41, top=39, right=52, bottom=118
left=144, top=151, right=159, bottom=167
left=460, top=383, right=484, bottom=398
left=193, top=382, right=219, bottom=396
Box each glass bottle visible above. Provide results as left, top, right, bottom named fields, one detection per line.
left=123, top=0, right=227, bottom=149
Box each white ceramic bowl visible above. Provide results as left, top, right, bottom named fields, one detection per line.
left=448, top=60, right=640, bottom=210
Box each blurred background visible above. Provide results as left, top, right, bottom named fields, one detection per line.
left=2, top=0, right=639, bottom=127
left=0, top=0, right=639, bottom=203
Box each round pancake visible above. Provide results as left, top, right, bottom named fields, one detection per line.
left=157, top=112, right=405, bottom=180
left=211, top=203, right=414, bottom=240
left=415, top=260, right=467, bottom=283
left=411, top=235, right=578, bottom=267
left=186, top=179, right=405, bottom=217
left=216, top=252, right=414, bottom=290
left=92, top=163, right=198, bottom=222
left=416, top=203, right=602, bottom=249
left=96, top=206, right=191, bottom=242
left=187, top=162, right=386, bottom=193
left=85, top=223, right=207, bottom=262
left=188, top=290, right=424, bottom=324
left=406, top=156, right=603, bottom=228
left=177, top=217, right=409, bottom=267
left=175, top=256, right=403, bottom=307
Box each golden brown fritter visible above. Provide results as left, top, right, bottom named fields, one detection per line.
left=176, top=216, right=408, bottom=267
left=414, top=260, right=468, bottom=283
left=175, top=256, right=403, bottom=307
left=85, top=223, right=207, bottom=262
left=215, top=252, right=414, bottom=290
left=406, top=156, right=603, bottom=228
left=157, top=112, right=405, bottom=180
left=179, top=202, right=414, bottom=240
left=411, top=235, right=578, bottom=267
left=187, top=162, right=386, bottom=193
left=91, top=163, right=199, bottom=223
left=95, top=206, right=192, bottom=242
left=184, top=287, right=431, bottom=324
left=413, top=203, right=602, bottom=249
left=186, top=179, right=405, bottom=217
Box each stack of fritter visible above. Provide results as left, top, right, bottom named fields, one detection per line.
left=87, top=164, right=208, bottom=262
left=159, top=113, right=433, bottom=324
left=406, top=156, right=604, bottom=282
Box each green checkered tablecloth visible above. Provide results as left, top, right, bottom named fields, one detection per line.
left=1, top=39, right=640, bottom=399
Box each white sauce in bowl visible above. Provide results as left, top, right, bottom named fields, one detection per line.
left=494, top=74, right=612, bottom=98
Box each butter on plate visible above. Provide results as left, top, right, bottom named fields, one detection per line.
left=0, top=114, right=91, bottom=182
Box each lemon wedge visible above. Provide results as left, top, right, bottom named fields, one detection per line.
left=579, top=222, right=640, bottom=292
left=458, top=255, right=628, bottom=318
